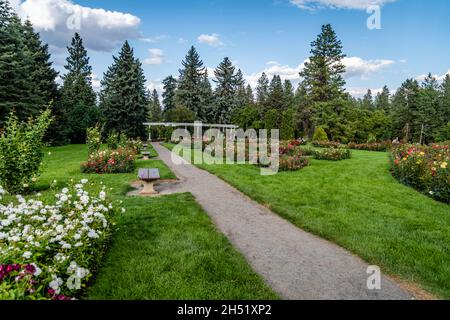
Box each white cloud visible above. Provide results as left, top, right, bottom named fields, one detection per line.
left=146, top=79, right=164, bottom=94
left=416, top=69, right=450, bottom=83
left=197, top=33, right=224, bottom=47
left=343, top=57, right=395, bottom=79
left=91, top=73, right=101, bottom=91
left=144, top=48, right=164, bottom=65
left=14, top=0, right=141, bottom=52
left=244, top=56, right=394, bottom=88
left=290, top=0, right=396, bottom=10
left=140, top=35, right=167, bottom=43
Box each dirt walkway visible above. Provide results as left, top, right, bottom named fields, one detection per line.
left=152, top=142, right=415, bottom=300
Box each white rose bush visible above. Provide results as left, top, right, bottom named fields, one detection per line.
left=0, top=180, right=122, bottom=300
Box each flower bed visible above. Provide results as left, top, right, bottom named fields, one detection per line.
left=312, top=141, right=342, bottom=149
left=279, top=154, right=310, bottom=171
left=0, top=181, right=121, bottom=300
left=348, top=141, right=392, bottom=152
left=314, top=148, right=352, bottom=161
left=390, top=144, right=449, bottom=203
left=81, top=148, right=135, bottom=174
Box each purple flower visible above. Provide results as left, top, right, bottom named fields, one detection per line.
left=24, top=264, right=36, bottom=274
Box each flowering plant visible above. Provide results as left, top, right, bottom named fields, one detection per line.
left=81, top=148, right=136, bottom=174
left=0, top=180, right=122, bottom=300
left=314, top=148, right=352, bottom=161
left=86, top=125, right=102, bottom=156
left=348, top=141, right=392, bottom=152
left=390, top=144, right=449, bottom=203
left=312, top=141, right=343, bottom=149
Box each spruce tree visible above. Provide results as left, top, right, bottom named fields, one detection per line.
left=300, top=24, right=347, bottom=102
left=245, top=84, right=255, bottom=105
left=235, top=69, right=248, bottom=108
left=283, top=80, right=295, bottom=109
left=375, top=86, right=390, bottom=111
left=362, top=89, right=374, bottom=109
left=176, top=46, right=205, bottom=118
left=391, top=79, right=420, bottom=142
left=148, top=89, right=162, bottom=122
left=213, top=57, right=238, bottom=123
left=199, top=70, right=215, bottom=122
left=417, top=73, right=440, bottom=142
left=256, top=72, right=269, bottom=113
left=267, top=75, right=284, bottom=110
left=100, top=41, right=148, bottom=139
left=0, top=3, right=33, bottom=124
left=162, top=75, right=177, bottom=119
left=60, top=33, right=97, bottom=143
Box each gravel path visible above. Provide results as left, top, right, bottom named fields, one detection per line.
left=152, top=142, right=415, bottom=300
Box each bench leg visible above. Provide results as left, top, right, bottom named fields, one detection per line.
left=140, top=181, right=157, bottom=195
left=143, top=155, right=149, bottom=160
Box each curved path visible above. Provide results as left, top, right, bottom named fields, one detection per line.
left=152, top=142, right=415, bottom=300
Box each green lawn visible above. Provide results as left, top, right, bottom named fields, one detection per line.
left=164, top=143, right=450, bottom=299
left=30, top=144, right=277, bottom=300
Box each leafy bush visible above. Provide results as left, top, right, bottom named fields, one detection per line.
left=312, top=127, right=328, bottom=142
left=0, top=181, right=122, bottom=300
left=106, top=131, right=119, bottom=150
left=0, top=109, right=52, bottom=194
left=312, top=141, right=342, bottom=148
left=81, top=148, right=136, bottom=174
left=314, top=148, right=352, bottom=161
left=348, top=141, right=392, bottom=152
left=86, top=125, right=102, bottom=156
left=390, top=144, right=449, bottom=203
left=299, top=146, right=316, bottom=156
left=279, top=154, right=310, bottom=171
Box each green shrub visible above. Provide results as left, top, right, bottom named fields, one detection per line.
left=86, top=125, right=102, bottom=155
left=314, top=148, right=352, bottom=161
left=0, top=109, right=52, bottom=194
left=279, top=155, right=310, bottom=171
left=106, top=131, right=119, bottom=150
left=312, top=141, right=342, bottom=148
left=312, top=127, right=328, bottom=142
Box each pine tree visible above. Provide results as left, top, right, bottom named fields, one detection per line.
left=100, top=41, right=148, bottom=139
left=245, top=84, right=255, bottom=106
left=213, top=57, right=238, bottom=123
left=60, top=33, right=97, bottom=143
left=391, top=79, right=420, bottom=142
left=283, top=80, right=295, bottom=109
left=362, top=89, right=374, bottom=109
left=148, top=89, right=162, bottom=122
left=375, top=86, right=390, bottom=111
left=235, top=69, right=248, bottom=108
left=162, top=75, right=177, bottom=119
left=256, top=72, right=269, bottom=114
left=267, top=75, right=284, bottom=110
left=0, top=2, right=33, bottom=124
left=418, top=73, right=441, bottom=143
left=199, top=70, right=215, bottom=122
left=300, top=24, right=347, bottom=102
left=176, top=46, right=205, bottom=118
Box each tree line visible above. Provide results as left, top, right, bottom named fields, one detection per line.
left=1, top=0, right=449, bottom=144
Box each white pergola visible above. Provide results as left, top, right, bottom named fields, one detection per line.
left=143, top=122, right=240, bottom=141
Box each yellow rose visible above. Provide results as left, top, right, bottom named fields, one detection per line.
left=441, top=162, right=448, bottom=169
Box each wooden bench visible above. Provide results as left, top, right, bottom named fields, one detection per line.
left=138, top=168, right=160, bottom=195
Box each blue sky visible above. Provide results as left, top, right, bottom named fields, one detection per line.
left=10, top=0, right=450, bottom=97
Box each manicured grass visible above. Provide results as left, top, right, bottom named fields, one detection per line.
left=164, top=143, right=450, bottom=299
left=86, top=193, right=278, bottom=300
left=27, top=144, right=276, bottom=300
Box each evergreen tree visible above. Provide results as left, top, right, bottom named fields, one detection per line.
left=176, top=46, right=205, bottom=118
left=199, top=69, right=215, bottom=122
left=417, top=73, right=440, bottom=143
left=60, top=33, right=97, bottom=143
left=235, top=69, right=248, bottom=108
left=300, top=24, right=347, bottom=102
left=148, top=89, right=162, bottom=122
left=162, top=75, right=177, bottom=119
left=375, top=86, right=390, bottom=111
left=391, top=79, right=420, bottom=142
left=437, top=75, right=450, bottom=140
left=213, top=57, right=238, bottom=123
left=256, top=72, right=269, bottom=115
left=362, top=89, right=374, bottom=109
left=283, top=79, right=295, bottom=109
left=0, top=3, right=33, bottom=124
left=100, top=41, right=148, bottom=139
left=267, top=75, right=284, bottom=110
left=245, top=84, right=255, bottom=105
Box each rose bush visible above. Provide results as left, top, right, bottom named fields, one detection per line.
left=314, top=148, right=352, bottom=161
left=312, top=141, right=342, bottom=149
left=348, top=141, right=391, bottom=152
left=81, top=148, right=136, bottom=174
left=390, top=144, right=449, bottom=203
left=0, top=180, right=122, bottom=300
